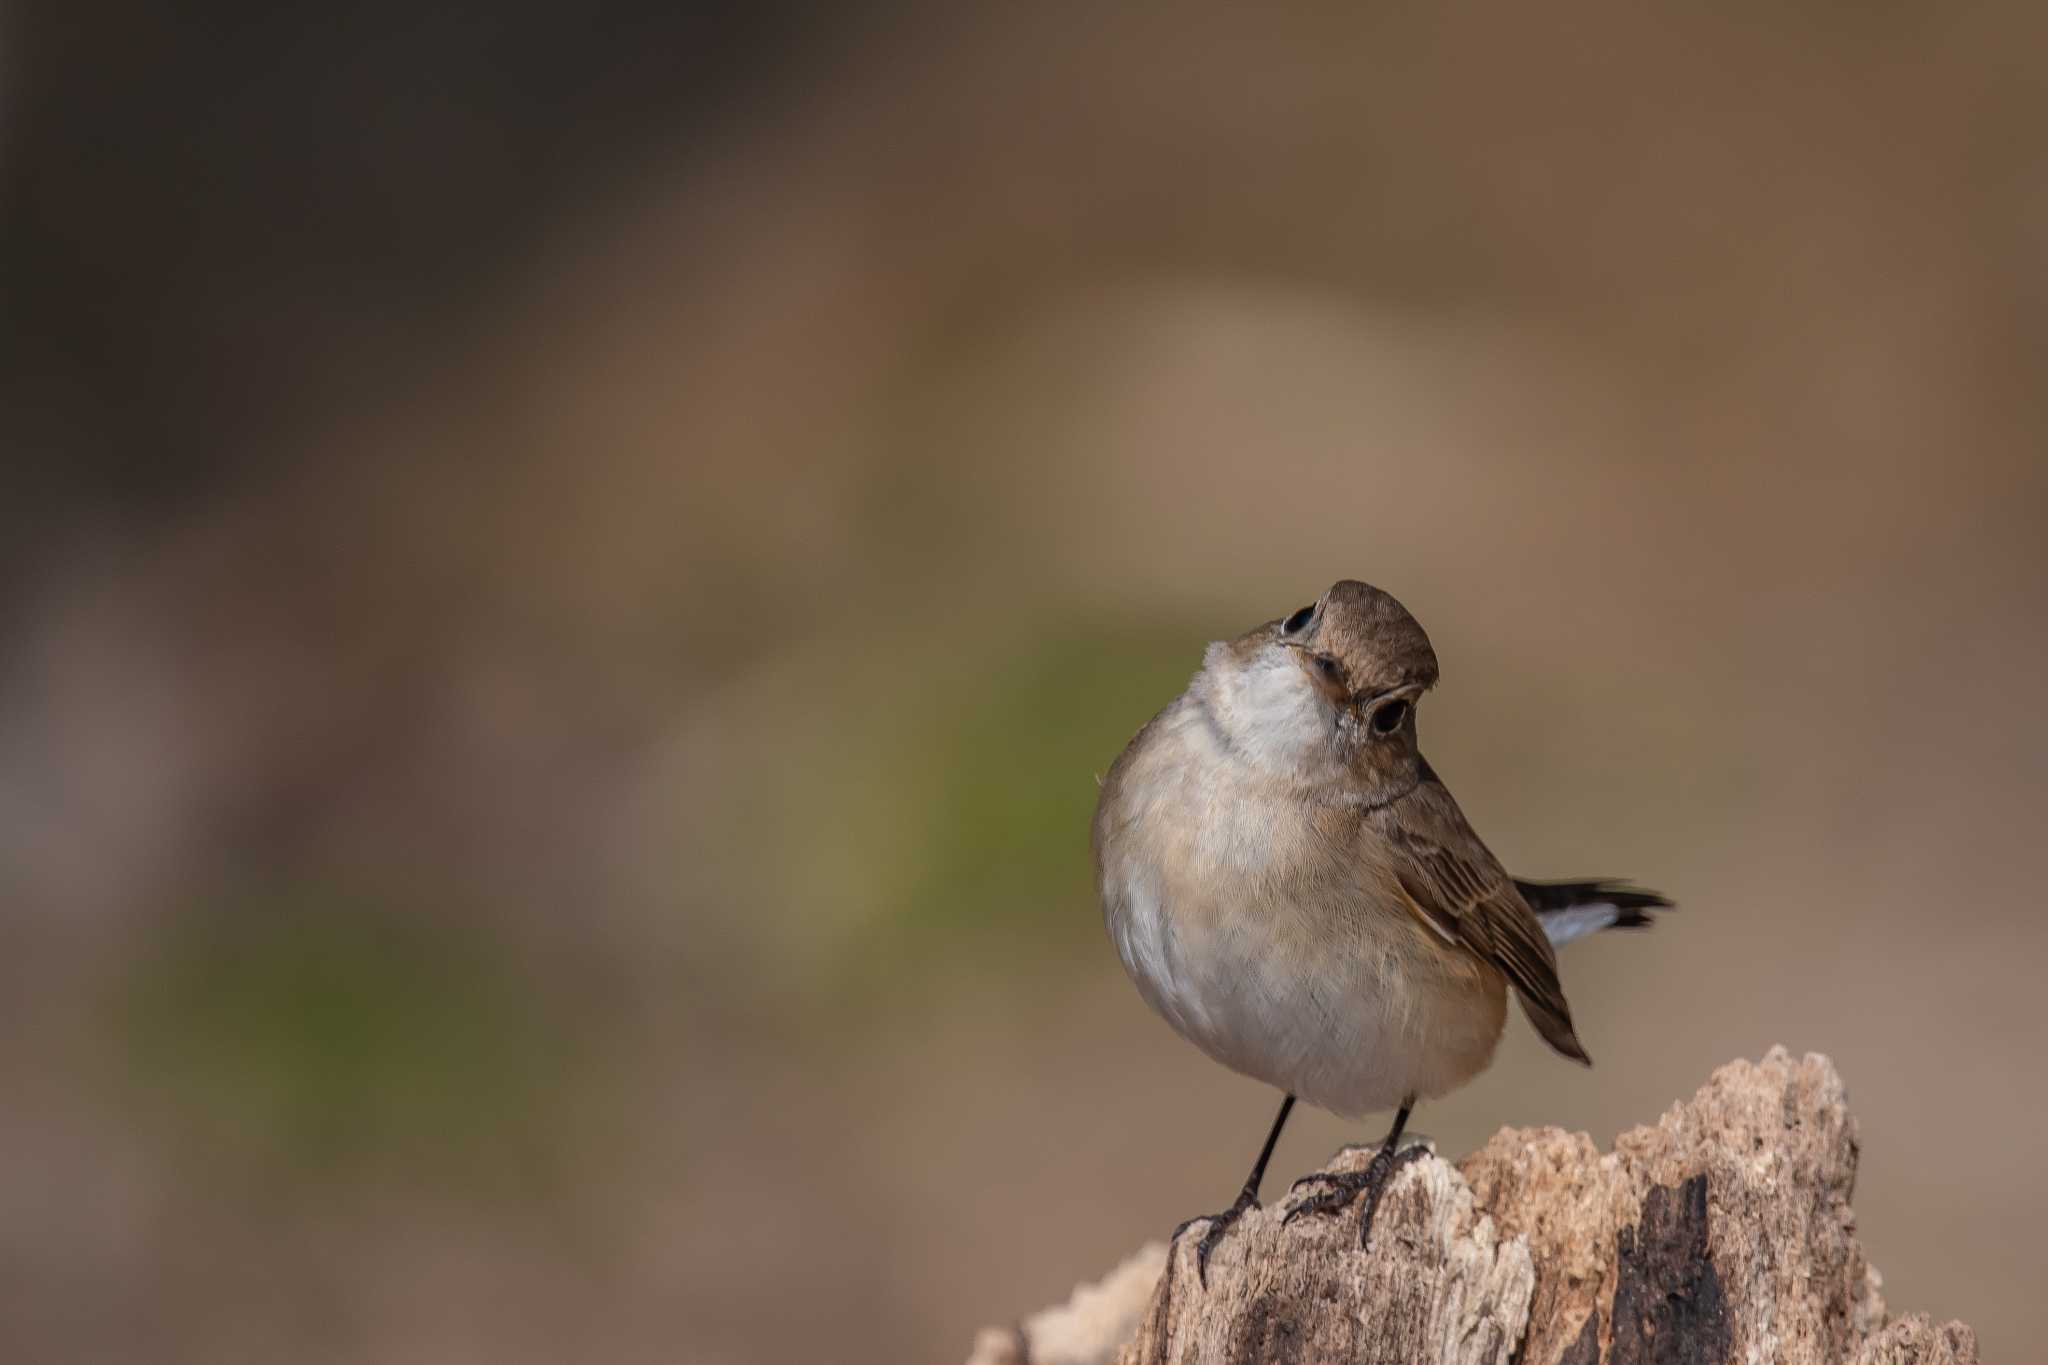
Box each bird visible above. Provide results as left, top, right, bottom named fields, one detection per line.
left=1090, top=579, right=1671, bottom=1284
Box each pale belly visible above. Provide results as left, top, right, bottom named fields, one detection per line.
left=1107, top=865, right=1506, bottom=1117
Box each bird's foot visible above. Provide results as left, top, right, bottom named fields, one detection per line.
left=1283, top=1140, right=1431, bottom=1251
left=1170, top=1188, right=1260, bottom=1289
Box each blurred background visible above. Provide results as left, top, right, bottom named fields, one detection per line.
left=4, top=1, right=2045, bottom=1361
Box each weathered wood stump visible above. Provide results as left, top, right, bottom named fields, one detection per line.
left=968, top=1049, right=1975, bottom=1365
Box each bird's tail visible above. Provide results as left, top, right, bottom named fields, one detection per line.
left=1515, top=879, right=1674, bottom=948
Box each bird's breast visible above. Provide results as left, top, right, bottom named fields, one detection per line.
left=1097, top=722, right=1505, bottom=1116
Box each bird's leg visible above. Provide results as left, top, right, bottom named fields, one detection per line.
left=1171, top=1093, right=1295, bottom=1288
left=1283, top=1097, right=1428, bottom=1251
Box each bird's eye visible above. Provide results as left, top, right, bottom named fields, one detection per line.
left=1311, top=654, right=1343, bottom=683
left=1371, top=699, right=1410, bottom=735
left=1281, top=604, right=1315, bottom=635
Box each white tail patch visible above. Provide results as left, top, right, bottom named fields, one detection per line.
left=1537, top=903, right=1624, bottom=948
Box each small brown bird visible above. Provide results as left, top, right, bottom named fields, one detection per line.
left=1091, top=580, right=1670, bottom=1283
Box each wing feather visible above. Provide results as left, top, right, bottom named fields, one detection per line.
left=1375, top=778, right=1592, bottom=1064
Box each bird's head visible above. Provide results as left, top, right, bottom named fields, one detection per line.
left=1196, top=580, right=1438, bottom=799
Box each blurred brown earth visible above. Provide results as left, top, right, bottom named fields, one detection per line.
left=3, top=3, right=2045, bottom=1362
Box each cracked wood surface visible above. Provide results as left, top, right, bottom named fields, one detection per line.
left=967, top=1049, right=1976, bottom=1365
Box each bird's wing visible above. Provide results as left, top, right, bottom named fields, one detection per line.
left=1373, top=778, right=1591, bottom=1064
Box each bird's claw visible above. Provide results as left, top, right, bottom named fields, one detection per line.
left=1171, top=1189, right=1260, bottom=1289
left=1283, top=1142, right=1431, bottom=1250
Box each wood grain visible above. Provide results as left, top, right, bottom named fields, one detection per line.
left=966, top=1050, right=1976, bottom=1365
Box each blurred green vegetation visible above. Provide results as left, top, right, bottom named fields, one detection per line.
left=832, top=620, right=1200, bottom=989
left=118, top=883, right=580, bottom=1195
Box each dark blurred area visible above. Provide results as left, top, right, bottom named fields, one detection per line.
left=3, top=2, right=2044, bottom=1362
